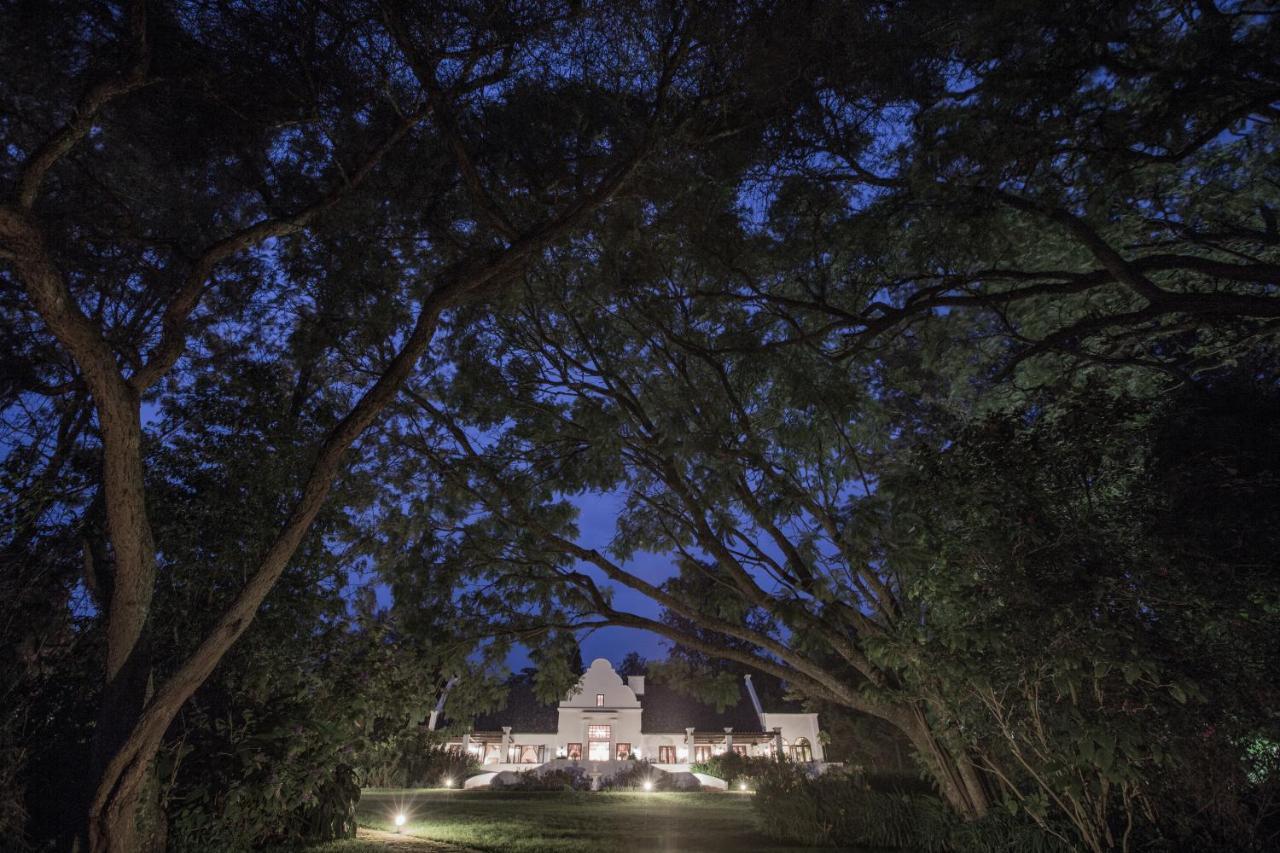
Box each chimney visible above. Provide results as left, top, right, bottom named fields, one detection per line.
left=428, top=675, right=460, bottom=731
left=627, top=674, right=645, bottom=696
left=743, top=674, right=766, bottom=729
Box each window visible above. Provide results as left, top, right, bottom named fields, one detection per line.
left=567, top=743, right=582, bottom=760
left=732, top=744, right=748, bottom=756
left=596, top=693, right=605, bottom=706
left=587, top=724, right=611, bottom=740
left=517, top=745, right=542, bottom=764
left=791, top=738, right=813, bottom=762
left=658, top=746, right=676, bottom=763
left=588, top=741, right=611, bottom=761
left=483, top=743, right=503, bottom=764
left=693, top=744, right=712, bottom=763
left=615, top=742, right=631, bottom=760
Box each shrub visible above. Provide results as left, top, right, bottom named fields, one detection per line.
left=361, top=739, right=480, bottom=788
left=689, top=753, right=779, bottom=786
left=600, top=760, right=675, bottom=791
left=753, top=762, right=1069, bottom=852
left=505, top=766, right=592, bottom=791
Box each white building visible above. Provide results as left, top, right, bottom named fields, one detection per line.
left=446, top=658, right=823, bottom=773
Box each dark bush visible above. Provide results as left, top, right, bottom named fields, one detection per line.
left=505, top=766, right=592, bottom=791
left=600, top=760, right=676, bottom=791
left=362, top=739, right=480, bottom=788
left=753, top=763, right=1069, bottom=852
left=689, top=752, right=780, bottom=786
left=297, top=764, right=360, bottom=843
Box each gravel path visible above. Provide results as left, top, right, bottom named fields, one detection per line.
left=355, top=826, right=478, bottom=851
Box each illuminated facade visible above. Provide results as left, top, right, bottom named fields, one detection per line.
left=447, top=658, right=823, bottom=773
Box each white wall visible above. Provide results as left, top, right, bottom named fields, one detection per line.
left=456, top=660, right=825, bottom=769
left=554, top=659, right=644, bottom=760
left=761, top=712, right=824, bottom=761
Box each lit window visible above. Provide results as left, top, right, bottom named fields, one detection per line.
left=596, top=693, right=605, bottom=706
left=587, top=724, right=611, bottom=740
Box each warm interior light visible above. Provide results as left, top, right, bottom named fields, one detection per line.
left=642, top=780, right=653, bottom=791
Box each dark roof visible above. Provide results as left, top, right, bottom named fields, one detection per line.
left=640, top=680, right=764, bottom=733
left=472, top=682, right=559, bottom=734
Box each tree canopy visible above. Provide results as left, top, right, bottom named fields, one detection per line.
left=3, top=2, right=1278, bottom=851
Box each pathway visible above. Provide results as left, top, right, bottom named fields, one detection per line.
left=355, top=826, right=477, bottom=851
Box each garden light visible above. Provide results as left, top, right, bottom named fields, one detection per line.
left=642, top=780, right=653, bottom=791
left=443, top=777, right=453, bottom=788
left=739, top=782, right=749, bottom=792
left=394, top=813, right=406, bottom=833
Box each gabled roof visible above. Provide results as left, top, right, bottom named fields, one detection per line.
left=472, top=682, right=559, bottom=734
left=639, top=680, right=764, bottom=733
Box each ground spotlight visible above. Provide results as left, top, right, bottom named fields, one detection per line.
left=739, top=782, right=749, bottom=792
left=394, top=813, right=406, bottom=833
left=443, top=777, right=453, bottom=788
left=642, top=780, right=653, bottom=791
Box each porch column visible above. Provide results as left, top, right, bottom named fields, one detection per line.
left=772, top=726, right=783, bottom=759
left=723, top=727, right=733, bottom=755
left=502, top=726, right=513, bottom=763
left=684, top=727, right=695, bottom=763
left=462, top=732, right=471, bottom=758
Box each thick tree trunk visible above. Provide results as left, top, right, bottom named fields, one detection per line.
left=899, top=705, right=992, bottom=819
left=85, top=621, right=155, bottom=853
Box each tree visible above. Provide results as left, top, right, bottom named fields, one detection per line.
left=874, top=376, right=1280, bottom=850
left=1, top=1, right=702, bottom=847
left=382, top=3, right=1280, bottom=829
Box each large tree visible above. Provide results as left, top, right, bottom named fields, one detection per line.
left=383, top=0, right=1280, bottom=833
left=0, top=1, right=710, bottom=847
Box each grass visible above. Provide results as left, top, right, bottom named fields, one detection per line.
left=357, top=788, right=828, bottom=853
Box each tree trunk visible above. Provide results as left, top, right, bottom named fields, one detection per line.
left=899, top=705, right=992, bottom=819
left=85, top=620, right=156, bottom=853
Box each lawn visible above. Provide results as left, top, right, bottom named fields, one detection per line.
left=357, top=788, right=828, bottom=853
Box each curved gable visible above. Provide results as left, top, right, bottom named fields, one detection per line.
left=560, top=658, right=641, bottom=708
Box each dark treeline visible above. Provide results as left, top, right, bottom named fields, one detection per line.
left=2, top=1, right=1277, bottom=851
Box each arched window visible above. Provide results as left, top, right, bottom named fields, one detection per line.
left=791, top=738, right=813, bottom=762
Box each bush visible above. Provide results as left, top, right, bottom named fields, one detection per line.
left=689, top=753, right=779, bottom=786
left=505, top=766, right=593, bottom=791
left=753, top=762, right=1069, bottom=852
left=361, top=738, right=480, bottom=788
left=600, top=760, right=675, bottom=791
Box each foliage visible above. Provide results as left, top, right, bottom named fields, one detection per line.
left=753, top=762, right=1069, bottom=853
left=158, top=609, right=443, bottom=851
left=689, top=754, right=780, bottom=787
left=360, top=741, right=480, bottom=790
left=2, top=0, right=741, bottom=846
left=3, top=2, right=1279, bottom=850
left=873, top=379, right=1280, bottom=851
left=598, top=760, right=675, bottom=791
left=503, top=767, right=593, bottom=792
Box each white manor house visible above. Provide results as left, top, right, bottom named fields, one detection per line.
left=443, top=658, right=823, bottom=777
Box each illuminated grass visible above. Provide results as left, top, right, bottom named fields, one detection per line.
left=357, top=789, right=821, bottom=853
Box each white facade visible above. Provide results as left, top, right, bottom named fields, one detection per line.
left=450, top=658, right=824, bottom=772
